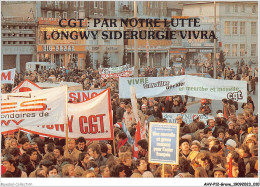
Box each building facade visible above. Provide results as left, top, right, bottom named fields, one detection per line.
left=86, top=18, right=124, bottom=68
left=182, top=1, right=258, bottom=65
left=1, top=1, right=37, bottom=72
left=37, top=17, right=87, bottom=69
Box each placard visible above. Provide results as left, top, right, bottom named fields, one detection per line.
left=148, top=122, right=180, bottom=165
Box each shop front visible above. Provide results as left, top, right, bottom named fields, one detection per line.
left=86, top=45, right=123, bottom=69
left=186, top=48, right=214, bottom=65
left=169, top=48, right=188, bottom=67
left=37, top=45, right=86, bottom=69
left=37, top=17, right=87, bottom=69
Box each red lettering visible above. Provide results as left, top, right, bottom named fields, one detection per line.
left=79, top=116, right=88, bottom=134
left=1, top=102, right=17, bottom=114
left=12, top=119, right=24, bottom=126
left=19, top=99, right=47, bottom=112
left=55, top=124, right=65, bottom=132
left=1, top=71, right=11, bottom=81
left=67, top=115, right=73, bottom=132
left=68, top=92, right=77, bottom=102
left=89, top=115, right=98, bottom=134
left=82, top=92, right=90, bottom=102
left=77, top=92, right=81, bottom=102
left=91, top=92, right=97, bottom=98
left=46, top=125, right=54, bottom=129
left=96, top=114, right=106, bottom=133
left=1, top=120, right=11, bottom=126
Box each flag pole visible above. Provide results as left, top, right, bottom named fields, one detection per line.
left=113, top=139, right=116, bottom=156
left=17, top=128, right=21, bottom=142
left=162, top=164, right=165, bottom=178
left=65, top=85, right=69, bottom=156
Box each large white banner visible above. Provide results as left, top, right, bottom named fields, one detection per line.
left=100, top=64, right=134, bottom=79
left=68, top=89, right=104, bottom=102
left=1, top=68, right=16, bottom=84
left=1, top=86, right=67, bottom=132
left=18, top=89, right=114, bottom=140
left=163, top=113, right=213, bottom=125
left=119, top=75, right=247, bottom=103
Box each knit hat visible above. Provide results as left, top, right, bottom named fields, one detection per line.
left=217, top=113, right=224, bottom=118
left=213, top=167, right=226, bottom=174
left=192, top=140, right=201, bottom=148
left=228, top=121, right=235, bottom=125
left=193, top=115, right=200, bottom=121
left=141, top=104, right=147, bottom=109
left=179, top=138, right=190, bottom=146
left=225, top=139, right=237, bottom=148
left=201, top=99, right=206, bottom=104
left=245, top=134, right=257, bottom=143
left=188, top=151, right=199, bottom=161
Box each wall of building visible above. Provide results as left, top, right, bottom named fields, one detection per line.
left=219, top=2, right=258, bottom=65
left=182, top=2, right=258, bottom=66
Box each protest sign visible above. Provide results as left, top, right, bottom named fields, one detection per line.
left=68, top=89, right=104, bottom=102
left=163, top=113, right=213, bottom=124
left=148, top=122, right=180, bottom=165
left=1, top=86, right=67, bottom=132
left=17, top=89, right=114, bottom=140
left=12, top=79, right=42, bottom=93
left=1, top=68, right=16, bottom=84
left=119, top=75, right=247, bottom=103
left=100, top=64, right=134, bottom=79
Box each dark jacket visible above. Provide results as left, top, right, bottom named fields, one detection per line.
left=165, top=100, right=173, bottom=113
left=10, top=167, right=23, bottom=177
left=171, top=103, right=186, bottom=113
left=122, top=164, right=133, bottom=177
left=95, top=154, right=107, bottom=167
left=152, top=109, right=162, bottom=119
left=198, top=105, right=211, bottom=115
left=116, top=106, right=125, bottom=122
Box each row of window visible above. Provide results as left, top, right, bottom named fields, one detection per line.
left=47, top=1, right=85, bottom=8
left=224, top=4, right=257, bottom=14
left=49, top=1, right=104, bottom=9
left=46, top=11, right=103, bottom=19
left=224, top=44, right=257, bottom=57
left=2, top=25, right=33, bottom=30
left=94, top=1, right=103, bottom=9
left=224, top=21, right=257, bottom=35
left=2, top=33, right=35, bottom=37
left=2, top=41, right=35, bottom=45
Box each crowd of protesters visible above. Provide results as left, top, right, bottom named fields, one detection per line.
left=1, top=58, right=258, bottom=178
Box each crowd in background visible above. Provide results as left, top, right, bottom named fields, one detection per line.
left=1, top=59, right=258, bottom=178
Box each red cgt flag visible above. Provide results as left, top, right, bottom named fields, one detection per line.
left=133, top=121, right=141, bottom=159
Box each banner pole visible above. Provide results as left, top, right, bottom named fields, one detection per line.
left=162, top=164, right=165, bottom=178
left=17, top=128, right=21, bottom=142
left=113, top=139, right=116, bottom=155
left=65, top=85, right=69, bottom=156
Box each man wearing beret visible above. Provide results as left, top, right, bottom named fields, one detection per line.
left=179, top=139, right=191, bottom=159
